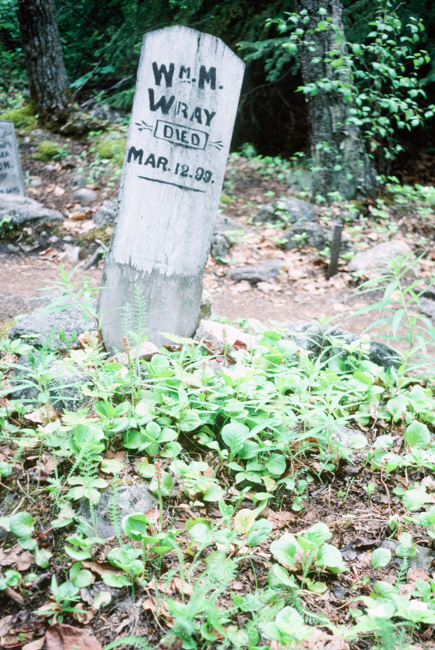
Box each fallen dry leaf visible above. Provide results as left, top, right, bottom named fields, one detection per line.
left=82, top=560, right=121, bottom=578
left=23, top=639, right=45, bottom=650
left=39, top=247, right=58, bottom=261
left=267, top=510, right=296, bottom=530
left=0, top=544, right=34, bottom=570
left=142, top=596, right=173, bottom=622
left=0, top=614, right=13, bottom=636
left=53, top=186, right=65, bottom=197
left=45, top=623, right=102, bottom=650
left=70, top=210, right=86, bottom=221
left=71, top=604, right=94, bottom=624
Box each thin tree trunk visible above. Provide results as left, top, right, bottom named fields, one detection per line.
left=295, top=0, right=377, bottom=200
left=17, top=0, right=80, bottom=131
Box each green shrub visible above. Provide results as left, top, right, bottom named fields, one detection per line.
left=32, top=140, right=68, bottom=161
left=0, top=104, right=37, bottom=130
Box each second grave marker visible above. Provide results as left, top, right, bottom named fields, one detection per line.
left=98, top=26, right=244, bottom=351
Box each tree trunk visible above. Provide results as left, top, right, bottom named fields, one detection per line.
left=295, top=0, right=377, bottom=200
left=17, top=0, right=77, bottom=131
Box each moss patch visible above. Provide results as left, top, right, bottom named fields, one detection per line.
left=95, top=133, right=126, bottom=167
left=0, top=104, right=37, bottom=130
left=32, top=140, right=68, bottom=161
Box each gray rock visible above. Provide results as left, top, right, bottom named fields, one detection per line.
left=282, top=222, right=328, bottom=250
left=93, top=200, right=117, bottom=227
left=79, top=484, right=155, bottom=539
left=381, top=541, right=434, bottom=572
left=10, top=353, right=88, bottom=411
left=73, top=188, right=97, bottom=204
left=198, top=290, right=212, bottom=322
left=282, top=222, right=354, bottom=253
left=210, top=232, right=231, bottom=260
left=229, top=260, right=283, bottom=284
left=214, top=213, right=246, bottom=234
left=348, top=240, right=416, bottom=276
left=287, top=167, right=312, bottom=193
left=71, top=173, right=86, bottom=188
left=254, top=197, right=316, bottom=226
left=283, top=321, right=400, bottom=370
left=10, top=298, right=94, bottom=350
left=0, top=195, right=63, bottom=227
left=30, top=178, right=42, bottom=188
left=61, top=243, right=81, bottom=263
left=210, top=213, right=246, bottom=261
left=421, top=297, right=435, bottom=321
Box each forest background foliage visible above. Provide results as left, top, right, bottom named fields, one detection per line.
left=1, top=0, right=435, bottom=155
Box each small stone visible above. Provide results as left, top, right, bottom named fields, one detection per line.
left=197, top=290, right=212, bottom=322
left=420, top=297, right=435, bottom=321
left=93, top=200, right=117, bottom=227
left=347, top=240, right=417, bottom=277
left=49, top=235, right=59, bottom=244
left=61, top=244, right=81, bottom=263
left=71, top=173, right=86, bottom=187
left=7, top=244, right=20, bottom=253
left=214, top=213, right=246, bottom=233
left=112, top=341, right=159, bottom=365
left=210, top=232, right=231, bottom=260
left=73, top=188, right=97, bottom=205
left=254, top=197, right=316, bottom=225
left=63, top=235, right=73, bottom=242
left=79, top=484, right=155, bottom=539
left=229, top=260, right=283, bottom=284
left=0, top=195, right=63, bottom=226
left=30, top=178, right=42, bottom=187
left=195, top=319, right=255, bottom=350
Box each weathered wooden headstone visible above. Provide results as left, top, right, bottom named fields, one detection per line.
left=98, top=26, right=244, bottom=352
left=0, top=121, right=25, bottom=196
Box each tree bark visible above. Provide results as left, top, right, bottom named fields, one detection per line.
left=295, top=0, right=377, bottom=200
left=17, top=0, right=75, bottom=129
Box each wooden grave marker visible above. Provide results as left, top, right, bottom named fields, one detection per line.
left=98, top=26, right=244, bottom=351
left=0, top=120, right=25, bottom=196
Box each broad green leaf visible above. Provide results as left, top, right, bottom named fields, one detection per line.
left=275, top=606, right=306, bottom=636
left=10, top=512, right=34, bottom=539
left=101, top=458, right=124, bottom=474
left=234, top=509, right=256, bottom=534
left=247, top=519, right=273, bottom=547
left=266, top=454, right=286, bottom=476
left=270, top=534, right=299, bottom=567
left=122, top=514, right=151, bottom=541
left=34, top=547, right=52, bottom=568
left=179, top=410, right=202, bottom=432
left=221, top=421, right=251, bottom=457
left=371, top=548, right=392, bottom=569
left=93, top=591, right=112, bottom=609
left=188, top=523, right=212, bottom=545
left=70, top=562, right=94, bottom=588
left=404, top=421, right=431, bottom=449
left=267, top=564, right=297, bottom=588
left=298, top=522, right=331, bottom=551
left=0, top=462, right=13, bottom=477
left=202, top=483, right=224, bottom=502
left=316, top=543, right=347, bottom=573
left=402, top=487, right=432, bottom=511
left=102, top=573, right=130, bottom=588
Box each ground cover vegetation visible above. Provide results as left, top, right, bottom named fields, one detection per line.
left=0, top=248, right=435, bottom=648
